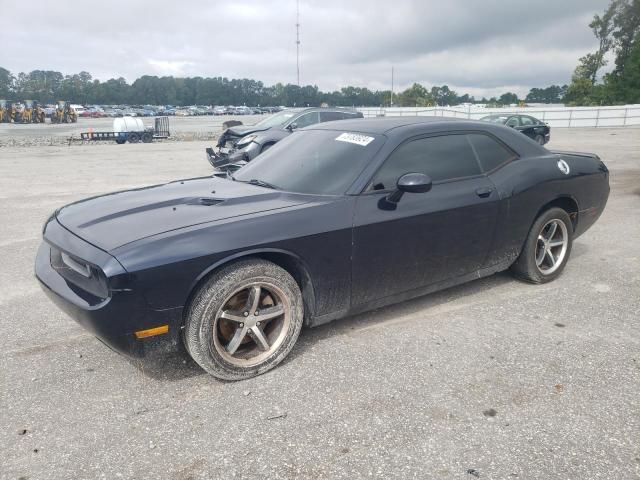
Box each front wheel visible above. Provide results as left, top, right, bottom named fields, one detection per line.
left=534, top=134, right=545, bottom=145
left=511, top=207, right=573, bottom=283
left=184, top=259, right=304, bottom=380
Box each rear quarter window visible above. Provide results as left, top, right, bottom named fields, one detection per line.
left=467, top=133, right=517, bottom=172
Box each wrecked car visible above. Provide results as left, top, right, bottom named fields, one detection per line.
left=36, top=117, right=609, bottom=380
left=206, top=107, right=363, bottom=172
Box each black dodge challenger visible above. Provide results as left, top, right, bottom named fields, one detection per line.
left=36, top=117, right=609, bottom=380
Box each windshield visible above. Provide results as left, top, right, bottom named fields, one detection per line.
left=480, top=114, right=509, bottom=124
left=255, top=110, right=299, bottom=128
left=234, top=129, right=385, bottom=195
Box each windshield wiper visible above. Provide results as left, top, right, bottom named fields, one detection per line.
left=230, top=176, right=279, bottom=190
left=247, top=179, right=279, bottom=190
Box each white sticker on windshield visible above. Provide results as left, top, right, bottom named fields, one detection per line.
left=335, top=132, right=375, bottom=146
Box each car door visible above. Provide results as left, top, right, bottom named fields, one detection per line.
left=351, top=133, right=501, bottom=306
left=516, top=115, right=537, bottom=140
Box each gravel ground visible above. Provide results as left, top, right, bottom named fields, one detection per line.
left=0, top=125, right=639, bottom=479
left=0, top=115, right=264, bottom=147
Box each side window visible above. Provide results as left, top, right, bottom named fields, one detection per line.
left=505, top=116, right=519, bottom=127
left=293, top=112, right=320, bottom=128
left=467, top=134, right=517, bottom=172
left=319, top=111, right=345, bottom=122
left=370, top=135, right=481, bottom=191
left=520, top=116, right=535, bottom=126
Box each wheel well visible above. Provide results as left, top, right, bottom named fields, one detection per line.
left=537, top=197, right=579, bottom=230
left=182, top=252, right=316, bottom=327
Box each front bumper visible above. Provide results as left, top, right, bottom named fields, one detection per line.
left=35, top=221, right=183, bottom=358
left=206, top=142, right=260, bottom=170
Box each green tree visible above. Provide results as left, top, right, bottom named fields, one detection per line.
left=396, top=83, right=433, bottom=106
left=0, top=67, right=15, bottom=97
left=499, top=92, right=519, bottom=105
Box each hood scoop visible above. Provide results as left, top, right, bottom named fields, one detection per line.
left=189, top=197, right=224, bottom=206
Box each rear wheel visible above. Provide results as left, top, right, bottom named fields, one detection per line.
left=128, top=133, right=140, bottom=143
left=511, top=207, right=573, bottom=284
left=141, top=132, right=153, bottom=143
left=184, top=259, right=304, bottom=380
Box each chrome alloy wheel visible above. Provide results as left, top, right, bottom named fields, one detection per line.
left=535, top=219, right=569, bottom=275
left=213, top=282, right=290, bottom=367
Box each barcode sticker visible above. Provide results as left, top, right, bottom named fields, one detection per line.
left=335, top=133, right=375, bottom=146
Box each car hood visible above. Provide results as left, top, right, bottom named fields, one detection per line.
left=55, top=177, right=312, bottom=252
left=226, top=124, right=271, bottom=138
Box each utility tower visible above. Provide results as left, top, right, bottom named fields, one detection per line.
left=296, top=0, right=301, bottom=86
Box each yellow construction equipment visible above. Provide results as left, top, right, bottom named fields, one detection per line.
left=50, top=101, right=77, bottom=124
left=34, top=102, right=45, bottom=123
left=21, top=100, right=34, bottom=123
left=21, top=100, right=45, bottom=123
left=0, top=100, right=8, bottom=122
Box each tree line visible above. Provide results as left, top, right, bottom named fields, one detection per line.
left=0, top=0, right=636, bottom=108
left=0, top=66, right=569, bottom=108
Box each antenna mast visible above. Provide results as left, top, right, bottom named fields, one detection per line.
left=296, top=0, right=300, bottom=86
left=391, top=66, right=394, bottom=107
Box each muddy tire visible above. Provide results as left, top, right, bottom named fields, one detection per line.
left=511, top=207, right=573, bottom=284
left=184, top=259, right=304, bottom=380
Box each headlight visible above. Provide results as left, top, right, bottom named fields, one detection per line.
left=236, top=134, right=257, bottom=147
left=51, top=247, right=109, bottom=299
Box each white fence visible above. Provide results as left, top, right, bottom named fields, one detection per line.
left=356, top=105, right=640, bottom=128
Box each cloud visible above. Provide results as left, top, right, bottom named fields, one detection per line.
left=147, top=60, right=194, bottom=76
left=0, top=0, right=610, bottom=97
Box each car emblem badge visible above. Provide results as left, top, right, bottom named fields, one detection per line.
left=557, top=159, right=570, bottom=175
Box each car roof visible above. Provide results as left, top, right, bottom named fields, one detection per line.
left=309, top=116, right=485, bottom=134
left=293, top=106, right=360, bottom=114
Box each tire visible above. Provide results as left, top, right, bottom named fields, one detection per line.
left=115, top=138, right=126, bottom=145
left=511, top=207, right=573, bottom=284
left=184, top=259, right=304, bottom=380
left=534, top=134, right=545, bottom=145
left=128, top=133, right=140, bottom=143
left=141, top=132, right=153, bottom=143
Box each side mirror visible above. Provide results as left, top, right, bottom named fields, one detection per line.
left=287, top=123, right=298, bottom=131
left=387, top=173, right=432, bottom=203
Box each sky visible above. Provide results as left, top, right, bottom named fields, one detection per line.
left=0, top=0, right=610, bottom=98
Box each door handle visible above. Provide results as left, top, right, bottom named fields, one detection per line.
left=475, top=187, right=493, bottom=198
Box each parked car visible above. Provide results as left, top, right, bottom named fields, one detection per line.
left=233, top=106, right=253, bottom=115
left=213, top=106, right=227, bottom=115
left=207, top=107, right=363, bottom=170
left=480, top=114, right=550, bottom=145
left=35, top=117, right=610, bottom=380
